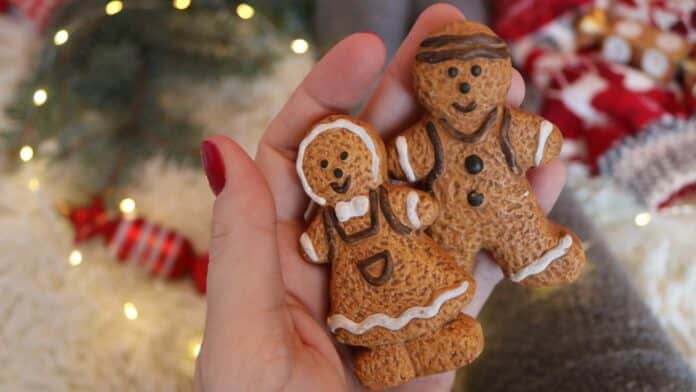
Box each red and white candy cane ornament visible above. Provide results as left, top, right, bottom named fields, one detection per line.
left=65, top=196, right=195, bottom=279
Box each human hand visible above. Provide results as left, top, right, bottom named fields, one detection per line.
left=194, top=4, right=567, bottom=391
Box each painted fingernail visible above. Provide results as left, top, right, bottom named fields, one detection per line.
left=201, top=140, right=226, bottom=195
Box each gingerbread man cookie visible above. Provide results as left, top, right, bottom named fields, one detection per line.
left=387, top=21, right=585, bottom=286
left=297, top=115, right=483, bottom=390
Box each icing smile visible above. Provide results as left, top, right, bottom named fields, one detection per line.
left=452, top=101, right=477, bottom=113
left=330, top=176, right=352, bottom=194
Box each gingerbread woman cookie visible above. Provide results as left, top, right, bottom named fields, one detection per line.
left=297, top=115, right=483, bottom=390
left=387, top=21, right=585, bottom=286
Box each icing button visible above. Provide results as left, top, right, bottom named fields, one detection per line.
left=467, top=191, right=484, bottom=207
left=465, top=155, right=483, bottom=174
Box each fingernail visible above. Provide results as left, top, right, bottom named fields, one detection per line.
left=201, top=140, right=226, bottom=195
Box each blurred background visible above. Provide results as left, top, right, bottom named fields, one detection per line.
left=0, top=0, right=694, bottom=390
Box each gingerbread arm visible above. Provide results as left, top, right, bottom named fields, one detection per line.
left=386, top=121, right=435, bottom=182
left=383, top=185, right=439, bottom=230
left=299, top=213, right=330, bottom=264
left=507, top=107, right=563, bottom=172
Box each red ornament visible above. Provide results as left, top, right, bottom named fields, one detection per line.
left=191, top=255, right=209, bottom=294
left=66, top=196, right=201, bottom=281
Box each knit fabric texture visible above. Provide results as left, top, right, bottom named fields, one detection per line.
left=457, top=191, right=696, bottom=391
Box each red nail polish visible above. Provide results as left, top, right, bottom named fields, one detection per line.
left=201, top=140, right=226, bottom=195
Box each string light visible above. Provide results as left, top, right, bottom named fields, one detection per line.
left=634, top=212, right=652, bottom=227
left=105, top=0, right=123, bottom=16
left=27, top=178, right=40, bottom=191
left=123, top=302, right=139, bottom=320
left=173, top=0, right=191, bottom=10
left=119, top=198, right=136, bottom=215
left=53, top=29, right=69, bottom=46
left=188, top=337, right=202, bottom=359
left=290, top=38, right=309, bottom=54
left=19, top=145, right=34, bottom=162
left=69, top=250, right=83, bottom=266
left=33, top=89, right=48, bottom=106
left=236, top=3, right=254, bottom=19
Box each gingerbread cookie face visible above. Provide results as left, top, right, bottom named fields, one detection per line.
left=413, top=22, right=512, bottom=135
left=297, top=116, right=387, bottom=206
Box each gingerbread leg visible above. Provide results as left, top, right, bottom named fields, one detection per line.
left=354, top=343, right=416, bottom=390
left=492, top=218, right=585, bottom=287
left=405, top=313, right=484, bottom=377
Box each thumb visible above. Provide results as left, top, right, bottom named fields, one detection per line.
left=198, top=136, right=289, bottom=368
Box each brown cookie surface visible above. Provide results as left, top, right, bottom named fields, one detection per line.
left=296, top=115, right=483, bottom=389
left=387, top=20, right=585, bottom=286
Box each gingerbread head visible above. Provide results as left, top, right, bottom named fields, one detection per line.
left=296, top=115, right=388, bottom=206
left=413, top=21, right=512, bottom=134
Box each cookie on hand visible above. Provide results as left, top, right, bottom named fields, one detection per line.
left=387, top=20, right=585, bottom=286
left=297, top=115, right=483, bottom=390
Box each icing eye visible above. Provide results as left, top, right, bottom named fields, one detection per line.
left=459, top=83, right=471, bottom=94
left=340, top=151, right=349, bottom=160
left=447, top=67, right=458, bottom=77
left=320, top=159, right=329, bottom=168
left=471, top=65, right=482, bottom=76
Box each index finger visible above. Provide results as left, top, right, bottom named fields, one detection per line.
left=256, top=33, right=387, bottom=221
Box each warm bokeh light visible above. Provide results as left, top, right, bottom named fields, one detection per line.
left=173, top=0, right=191, bottom=10
left=27, top=178, right=40, bottom=191
left=105, top=1, right=123, bottom=16
left=69, top=250, right=83, bottom=266
left=634, top=212, right=652, bottom=227
left=19, top=145, right=34, bottom=162
left=54, top=29, right=69, bottom=46
left=123, top=302, right=139, bottom=320
left=236, top=3, right=254, bottom=19
left=119, top=198, right=136, bottom=215
left=290, top=38, right=309, bottom=54
left=188, top=337, right=202, bottom=358
left=33, top=89, right=47, bottom=106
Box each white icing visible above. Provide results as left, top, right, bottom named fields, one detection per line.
left=623, top=68, right=654, bottom=92
left=406, top=191, right=421, bottom=229
left=395, top=136, right=416, bottom=182
left=558, top=72, right=610, bottom=125
left=535, top=120, right=554, bottom=167
left=297, top=118, right=380, bottom=205
left=335, top=195, right=370, bottom=222
left=656, top=32, right=683, bottom=53
left=327, top=281, right=470, bottom=335
left=510, top=234, right=573, bottom=282
left=602, top=35, right=632, bottom=64
left=615, top=20, right=643, bottom=38
left=300, top=232, right=320, bottom=263
left=522, top=191, right=529, bottom=197
left=641, top=49, right=669, bottom=78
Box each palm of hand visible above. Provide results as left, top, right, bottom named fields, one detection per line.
left=195, top=4, right=565, bottom=392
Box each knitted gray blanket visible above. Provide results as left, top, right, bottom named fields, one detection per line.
left=457, top=191, right=696, bottom=391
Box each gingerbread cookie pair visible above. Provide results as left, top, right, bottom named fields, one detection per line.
left=296, top=21, right=586, bottom=390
